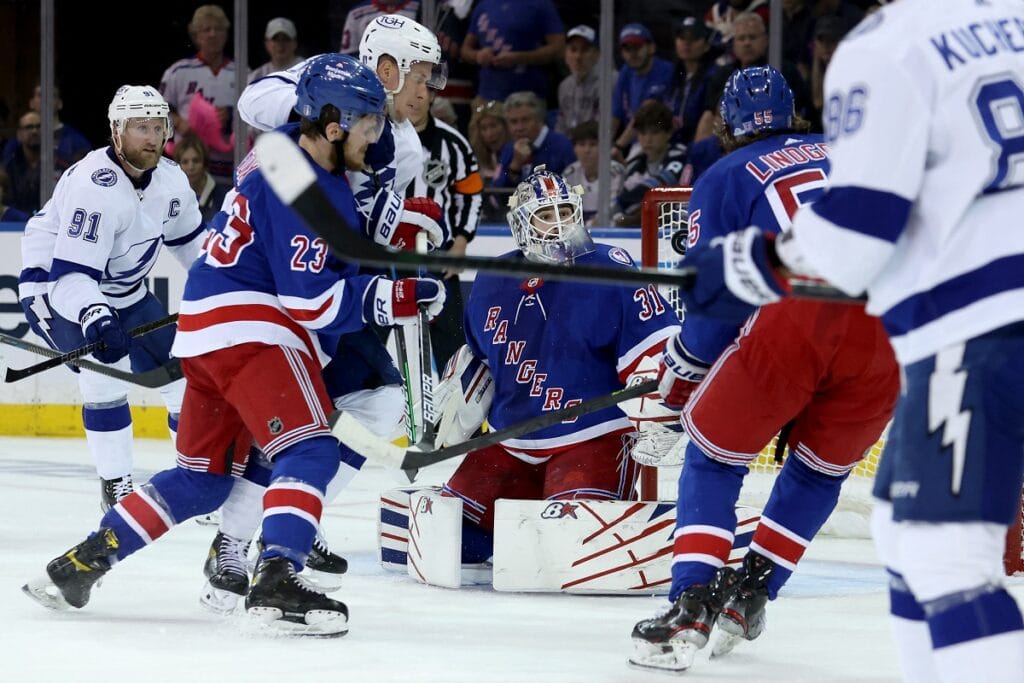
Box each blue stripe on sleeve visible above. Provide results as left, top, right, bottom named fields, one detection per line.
left=810, top=186, right=912, bottom=244
left=883, top=254, right=1024, bottom=335
left=164, top=222, right=207, bottom=246
left=48, top=258, right=102, bottom=282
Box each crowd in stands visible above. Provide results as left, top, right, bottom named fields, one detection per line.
left=0, top=0, right=887, bottom=227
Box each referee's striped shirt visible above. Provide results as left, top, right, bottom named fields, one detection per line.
left=406, top=116, right=484, bottom=243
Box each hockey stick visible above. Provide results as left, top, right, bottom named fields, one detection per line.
left=0, top=333, right=183, bottom=388
left=253, top=131, right=857, bottom=301
left=415, top=231, right=437, bottom=451
left=393, top=294, right=419, bottom=445
left=3, top=313, right=179, bottom=382
left=333, top=379, right=658, bottom=477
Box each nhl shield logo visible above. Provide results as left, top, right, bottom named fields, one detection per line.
left=268, top=417, right=284, bottom=435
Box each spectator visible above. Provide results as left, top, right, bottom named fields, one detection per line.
left=612, top=23, right=674, bottom=160
left=434, top=0, right=477, bottom=131
left=0, top=165, right=29, bottom=222
left=562, top=121, right=624, bottom=226
left=493, top=91, right=576, bottom=189
left=5, top=111, right=42, bottom=215
left=2, top=84, right=91, bottom=176
left=615, top=100, right=687, bottom=226
left=667, top=17, right=720, bottom=146
left=704, top=0, right=770, bottom=56
left=692, top=12, right=807, bottom=142
left=807, top=17, right=853, bottom=132
left=339, top=0, right=419, bottom=55
left=249, top=17, right=304, bottom=83
left=555, top=25, right=606, bottom=136
left=430, top=96, right=459, bottom=128
left=782, top=0, right=864, bottom=79
left=172, top=134, right=228, bottom=224
left=159, top=5, right=237, bottom=187
left=467, top=100, right=510, bottom=221
left=461, top=0, right=565, bottom=103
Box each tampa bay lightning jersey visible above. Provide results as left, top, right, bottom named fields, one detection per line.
left=682, top=132, right=830, bottom=363
left=172, top=125, right=376, bottom=365
left=20, top=147, right=205, bottom=313
left=791, top=0, right=1024, bottom=364
left=465, top=244, right=680, bottom=455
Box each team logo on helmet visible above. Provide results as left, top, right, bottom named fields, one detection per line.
left=378, top=15, right=405, bottom=28
left=91, top=169, right=118, bottom=187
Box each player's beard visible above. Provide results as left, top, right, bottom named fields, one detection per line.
left=121, top=144, right=162, bottom=172
left=341, top=134, right=368, bottom=172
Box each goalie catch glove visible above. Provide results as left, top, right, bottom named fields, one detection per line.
left=363, top=275, right=446, bottom=327
left=367, top=190, right=449, bottom=251
left=658, top=333, right=711, bottom=411
left=434, top=344, right=494, bottom=448
left=621, top=355, right=687, bottom=467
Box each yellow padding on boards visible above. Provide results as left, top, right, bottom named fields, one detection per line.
left=0, top=405, right=170, bottom=438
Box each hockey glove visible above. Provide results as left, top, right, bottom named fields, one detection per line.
left=658, top=333, right=710, bottom=410
left=435, top=344, right=494, bottom=447
left=80, top=304, right=131, bottom=364
left=364, top=275, right=447, bottom=327
left=394, top=197, right=449, bottom=251
left=679, top=226, right=790, bottom=323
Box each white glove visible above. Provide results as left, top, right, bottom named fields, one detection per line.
left=435, top=345, right=494, bottom=447
left=631, top=420, right=689, bottom=467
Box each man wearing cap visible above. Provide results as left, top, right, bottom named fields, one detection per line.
left=249, top=17, right=304, bottom=83
left=612, top=23, right=673, bottom=160
left=555, top=25, right=609, bottom=136
left=667, top=17, right=720, bottom=146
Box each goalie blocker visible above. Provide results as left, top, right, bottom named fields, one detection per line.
left=377, top=487, right=759, bottom=594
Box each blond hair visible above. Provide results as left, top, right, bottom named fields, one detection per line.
left=189, top=4, right=230, bottom=36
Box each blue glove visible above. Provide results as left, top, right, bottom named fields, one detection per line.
left=80, top=304, right=131, bottom=364
left=364, top=118, right=395, bottom=172
left=679, top=227, right=790, bottom=324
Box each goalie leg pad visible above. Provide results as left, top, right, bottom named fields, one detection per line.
left=377, top=486, right=440, bottom=571
left=407, top=490, right=463, bottom=589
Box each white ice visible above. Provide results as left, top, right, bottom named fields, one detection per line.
left=3, top=436, right=1021, bottom=683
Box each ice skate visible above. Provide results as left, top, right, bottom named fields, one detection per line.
left=22, top=528, right=119, bottom=610
left=99, top=475, right=134, bottom=513
left=199, top=531, right=251, bottom=614
left=195, top=509, right=221, bottom=527
left=716, top=551, right=773, bottom=644
left=300, top=529, right=347, bottom=592
left=628, top=579, right=729, bottom=674
left=245, top=556, right=349, bottom=637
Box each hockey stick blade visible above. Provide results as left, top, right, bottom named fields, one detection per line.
left=0, top=333, right=183, bottom=388
left=3, top=313, right=179, bottom=382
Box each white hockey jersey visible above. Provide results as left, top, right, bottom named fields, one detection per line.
left=20, top=148, right=205, bottom=317
left=792, top=0, right=1024, bottom=364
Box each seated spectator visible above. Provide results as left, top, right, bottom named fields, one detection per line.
left=431, top=96, right=459, bottom=127
left=782, top=0, right=864, bottom=80
left=249, top=17, right=304, bottom=83
left=339, top=0, right=419, bottom=54
left=555, top=25, right=606, bottom=136
left=0, top=164, right=29, bottom=222
left=705, top=0, right=770, bottom=57
left=808, top=16, right=853, bottom=132
left=615, top=101, right=687, bottom=226
left=612, top=23, right=674, bottom=160
left=493, top=91, right=576, bottom=189
left=173, top=134, right=228, bottom=224
left=2, top=84, right=91, bottom=176
left=469, top=100, right=510, bottom=184
left=461, top=0, right=565, bottom=103
left=5, top=111, right=43, bottom=215
left=561, top=121, right=624, bottom=226
left=667, top=17, right=720, bottom=146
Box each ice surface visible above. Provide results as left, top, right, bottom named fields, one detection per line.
left=3, top=436, right=1020, bottom=682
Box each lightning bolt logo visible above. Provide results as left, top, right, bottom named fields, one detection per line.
left=927, top=344, right=971, bottom=496
left=29, top=297, right=53, bottom=336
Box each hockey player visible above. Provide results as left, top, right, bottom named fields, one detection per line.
left=628, top=65, right=899, bottom=674
left=22, top=55, right=445, bottom=636
left=663, top=2, right=1024, bottom=680
left=434, top=166, right=680, bottom=566
left=18, top=85, right=205, bottom=511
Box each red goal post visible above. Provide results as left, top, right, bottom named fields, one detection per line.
left=637, top=186, right=1024, bottom=575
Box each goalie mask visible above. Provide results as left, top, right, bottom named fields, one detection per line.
left=507, top=166, right=594, bottom=264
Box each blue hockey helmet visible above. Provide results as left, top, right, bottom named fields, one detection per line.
left=507, top=165, right=594, bottom=264
left=719, top=65, right=794, bottom=139
left=294, top=53, right=387, bottom=140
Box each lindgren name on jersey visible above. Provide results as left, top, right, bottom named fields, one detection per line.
left=930, top=16, right=1024, bottom=71
left=743, top=141, right=830, bottom=184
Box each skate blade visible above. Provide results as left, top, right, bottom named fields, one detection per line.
left=298, top=569, right=344, bottom=593
left=22, top=576, right=72, bottom=611
left=199, top=583, right=243, bottom=615
left=246, top=606, right=349, bottom=637
left=710, top=631, right=742, bottom=658
left=627, top=638, right=699, bottom=674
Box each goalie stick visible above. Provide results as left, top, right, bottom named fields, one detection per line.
left=253, top=131, right=857, bottom=301
left=0, top=333, right=184, bottom=388
left=333, top=379, right=658, bottom=478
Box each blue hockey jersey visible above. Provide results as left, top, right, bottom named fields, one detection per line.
left=681, top=132, right=830, bottom=363
left=172, top=125, right=377, bottom=366
left=465, top=243, right=680, bottom=455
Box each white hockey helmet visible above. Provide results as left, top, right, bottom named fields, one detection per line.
left=507, top=165, right=594, bottom=264
left=358, top=14, right=447, bottom=94
left=107, top=85, right=173, bottom=145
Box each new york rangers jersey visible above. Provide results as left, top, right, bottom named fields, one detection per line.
left=19, top=148, right=205, bottom=319
left=682, top=131, right=830, bottom=363
left=465, top=244, right=680, bottom=456
left=791, top=0, right=1024, bottom=364
left=172, top=125, right=377, bottom=366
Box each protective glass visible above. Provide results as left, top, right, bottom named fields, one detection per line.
left=409, top=59, right=449, bottom=90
